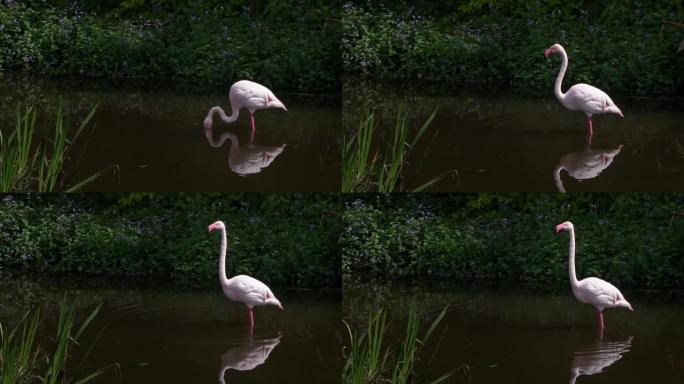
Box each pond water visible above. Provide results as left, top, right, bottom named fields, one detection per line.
left=345, top=82, right=684, bottom=192
left=344, top=282, right=684, bottom=383
left=0, top=75, right=340, bottom=191
left=0, top=273, right=342, bottom=383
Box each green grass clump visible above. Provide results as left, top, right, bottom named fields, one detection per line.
left=0, top=301, right=107, bottom=384
left=0, top=103, right=108, bottom=192
left=343, top=304, right=467, bottom=384
left=342, top=106, right=455, bottom=192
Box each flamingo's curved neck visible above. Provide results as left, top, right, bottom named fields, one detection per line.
left=207, top=105, right=240, bottom=125
left=568, top=226, right=579, bottom=289
left=218, top=227, right=230, bottom=288
left=553, top=165, right=566, bottom=193
left=204, top=127, right=239, bottom=151
left=554, top=47, right=569, bottom=103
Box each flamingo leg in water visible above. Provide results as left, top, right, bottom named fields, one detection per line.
left=250, top=113, right=256, bottom=143
left=597, top=310, right=605, bottom=333
left=247, top=308, right=255, bottom=334
left=586, top=117, right=594, bottom=144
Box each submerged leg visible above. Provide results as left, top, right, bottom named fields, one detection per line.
left=250, top=113, right=256, bottom=142
left=247, top=308, right=255, bottom=334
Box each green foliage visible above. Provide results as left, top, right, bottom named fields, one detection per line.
left=342, top=194, right=684, bottom=289
left=0, top=300, right=106, bottom=384
left=0, top=194, right=342, bottom=288
left=342, top=107, right=454, bottom=192
left=0, top=103, right=106, bottom=192
left=342, top=304, right=462, bottom=384
left=0, top=1, right=340, bottom=93
left=342, top=1, right=684, bottom=95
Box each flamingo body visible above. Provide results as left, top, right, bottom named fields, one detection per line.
left=571, top=277, right=631, bottom=313
left=555, top=221, right=633, bottom=334
left=208, top=220, right=283, bottom=333
left=203, top=80, right=287, bottom=141
left=222, top=274, right=282, bottom=310
left=545, top=44, right=623, bottom=141
left=561, top=83, right=623, bottom=118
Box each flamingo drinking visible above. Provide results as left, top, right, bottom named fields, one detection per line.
left=203, top=80, right=287, bottom=142
left=555, top=221, right=633, bottom=334
left=544, top=44, right=623, bottom=143
left=208, top=220, right=283, bottom=334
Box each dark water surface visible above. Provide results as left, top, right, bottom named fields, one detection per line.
left=345, top=283, right=684, bottom=383
left=0, top=75, right=340, bottom=191
left=346, top=82, right=684, bottom=192
left=0, top=274, right=342, bottom=383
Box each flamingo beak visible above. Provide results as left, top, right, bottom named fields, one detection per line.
left=544, top=48, right=552, bottom=58
left=208, top=224, right=215, bottom=233
left=554, top=224, right=563, bottom=234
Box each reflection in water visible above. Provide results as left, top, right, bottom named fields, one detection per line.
left=218, top=333, right=283, bottom=384
left=569, top=336, right=633, bottom=384
left=554, top=139, right=623, bottom=192
left=204, top=125, right=286, bottom=176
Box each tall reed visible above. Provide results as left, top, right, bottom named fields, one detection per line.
left=342, top=106, right=455, bottom=192
left=343, top=304, right=468, bottom=384
left=0, top=302, right=106, bottom=384
left=0, top=102, right=107, bottom=192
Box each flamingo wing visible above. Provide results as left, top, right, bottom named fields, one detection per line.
left=229, top=275, right=277, bottom=306
left=565, top=84, right=613, bottom=115
left=578, top=277, right=624, bottom=309
left=230, top=81, right=269, bottom=110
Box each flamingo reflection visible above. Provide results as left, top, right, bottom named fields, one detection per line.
left=218, top=333, right=283, bottom=384
left=553, top=138, right=623, bottom=192
left=569, top=336, right=633, bottom=384
left=204, top=125, right=285, bottom=176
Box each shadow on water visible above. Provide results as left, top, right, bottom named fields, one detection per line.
left=0, top=272, right=342, bottom=384
left=344, top=281, right=684, bottom=383
left=0, top=74, right=340, bottom=192
left=344, top=79, right=684, bottom=192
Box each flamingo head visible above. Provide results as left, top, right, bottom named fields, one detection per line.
left=544, top=43, right=562, bottom=58
left=208, top=220, right=226, bottom=233
left=267, top=95, right=287, bottom=111
left=555, top=221, right=574, bottom=234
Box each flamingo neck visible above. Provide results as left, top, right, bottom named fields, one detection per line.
left=204, top=127, right=239, bottom=151
left=568, top=226, right=579, bottom=289
left=554, top=47, right=568, bottom=104
left=207, top=105, right=239, bottom=125
left=553, top=165, right=566, bottom=193
left=218, top=227, right=230, bottom=288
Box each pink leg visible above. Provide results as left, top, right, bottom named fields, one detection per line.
left=247, top=308, right=255, bottom=334
left=597, top=310, right=605, bottom=332
left=250, top=113, right=256, bottom=142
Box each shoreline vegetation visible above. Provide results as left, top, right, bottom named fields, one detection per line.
left=342, top=1, right=684, bottom=96
left=0, top=300, right=109, bottom=384
left=342, top=194, right=684, bottom=290
left=0, top=194, right=342, bottom=289
left=0, top=1, right=340, bottom=93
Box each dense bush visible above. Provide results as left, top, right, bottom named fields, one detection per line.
left=342, top=194, right=684, bottom=289
left=0, top=194, right=342, bottom=288
left=342, top=1, right=684, bottom=95
left=0, top=1, right=340, bottom=92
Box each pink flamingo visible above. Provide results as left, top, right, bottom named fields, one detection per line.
left=208, top=220, right=283, bottom=334
left=555, top=221, right=633, bottom=335
left=203, top=80, right=287, bottom=142
left=544, top=44, right=623, bottom=143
